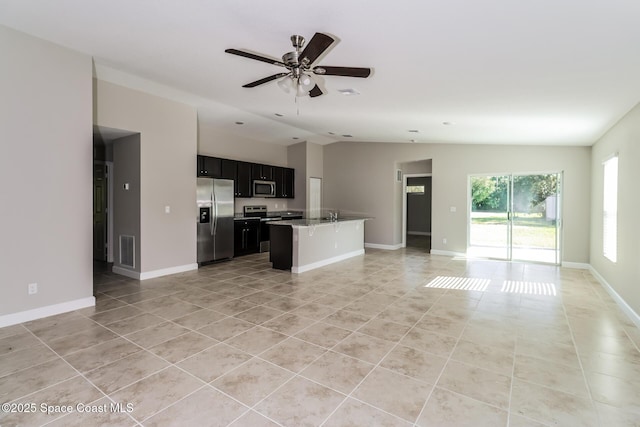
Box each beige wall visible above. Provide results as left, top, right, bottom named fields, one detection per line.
left=287, top=142, right=307, bottom=211
left=198, top=122, right=288, bottom=166
left=284, top=141, right=324, bottom=213
left=306, top=142, right=324, bottom=213
left=0, top=25, right=93, bottom=319
left=94, top=80, right=197, bottom=273
left=323, top=142, right=592, bottom=263
left=112, top=134, right=141, bottom=272
left=590, top=102, right=640, bottom=316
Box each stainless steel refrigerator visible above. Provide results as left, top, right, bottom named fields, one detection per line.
left=197, top=178, right=234, bottom=263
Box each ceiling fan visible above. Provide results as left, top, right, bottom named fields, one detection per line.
left=225, top=33, right=371, bottom=97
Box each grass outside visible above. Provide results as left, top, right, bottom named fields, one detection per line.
left=470, top=212, right=556, bottom=249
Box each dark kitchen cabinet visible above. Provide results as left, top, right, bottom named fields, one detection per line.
left=236, top=161, right=253, bottom=198
left=220, top=159, right=236, bottom=180
left=274, top=167, right=295, bottom=199
left=197, top=155, right=222, bottom=177
left=196, top=155, right=294, bottom=199
left=252, top=163, right=274, bottom=181
left=270, top=224, right=293, bottom=270
left=234, top=219, right=260, bottom=256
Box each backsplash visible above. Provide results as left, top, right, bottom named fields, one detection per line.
left=234, top=197, right=289, bottom=215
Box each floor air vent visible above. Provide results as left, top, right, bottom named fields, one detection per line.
left=119, top=235, right=135, bottom=268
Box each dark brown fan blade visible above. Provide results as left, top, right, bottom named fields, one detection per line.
left=300, top=33, right=335, bottom=65
left=225, top=49, right=285, bottom=67
left=308, top=85, right=324, bottom=98
left=313, top=66, right=371, bottom=78
left=242, top=73, right=288, bottom=88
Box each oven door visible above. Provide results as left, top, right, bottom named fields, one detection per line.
left=253, top=180, right=276, bottom=198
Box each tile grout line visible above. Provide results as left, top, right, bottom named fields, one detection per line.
left=411, top=283, right=476, bottom=426
left=320, top=273, right=458, bottom=426
left=15, top=325, right=140, bottom=426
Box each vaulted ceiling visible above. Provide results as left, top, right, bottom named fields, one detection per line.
left=2, top=0, right=639, bottom=146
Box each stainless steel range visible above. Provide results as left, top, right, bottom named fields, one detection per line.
left=243, top=205, right=278, bottom=253
left=243, top=205, right=303, bottom=252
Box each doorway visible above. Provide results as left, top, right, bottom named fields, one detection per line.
left=403, top=174, right=432, bottom=252
left=93, top=162, right=108, bottom=261
left=468, top=173, right=562, bottom=264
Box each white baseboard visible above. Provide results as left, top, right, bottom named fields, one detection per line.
left=293, top=249, right=365, bottom=274
left=113, top=263, right=198, bottom=280
left=589, top=266, right=640, bottom=329
left=561, top=262, right=591, bottom=269
left=407, top=231, right=431, bottom=236
left=112, top=266, right=140, bottom=279
left=430, top=249, right=465, bottom=257
left=0, top=296, right=96, bottom=328
left=365, top=243, right=402, bottom=250
left=140, top=263, right=198, bottom=280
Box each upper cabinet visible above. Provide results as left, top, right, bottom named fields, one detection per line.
left=274, top=166, right=295, bottom=199
left=252, top=163, right=274, bottom=181
left=220, top=158, right=236, bottom=180
left=196, top=155, right=293, bottom=199
left=197, top=155, right=222, bottom=177
left=236, top=161, right=252, bottom=198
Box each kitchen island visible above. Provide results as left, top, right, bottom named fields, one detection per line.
left=269, top=217, right=370, bottom=273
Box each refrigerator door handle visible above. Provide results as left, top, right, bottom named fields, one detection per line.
left=211, top=192, right=216, bottom=236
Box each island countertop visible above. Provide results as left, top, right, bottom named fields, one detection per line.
left=270, top=216, right=371, bottom=228
left=269, top=216, right=369, bottom=273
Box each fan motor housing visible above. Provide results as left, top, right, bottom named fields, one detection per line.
left=282, top=52, right=299, bottom=68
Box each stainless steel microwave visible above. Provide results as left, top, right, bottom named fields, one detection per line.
left=253, top=180, right=276, bottom=198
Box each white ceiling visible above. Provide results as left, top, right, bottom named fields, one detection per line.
left=2, top=0, right=639, bottom=146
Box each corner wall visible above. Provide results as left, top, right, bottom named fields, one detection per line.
left=0, top=25, right=94, bottom=324
left=590, top=102, right=640, bottom=319
left=94, top=79, right=198, bottom=276
left=112, top=134, right=141, bottom=273
left=287, top=142, right=307, bottom=211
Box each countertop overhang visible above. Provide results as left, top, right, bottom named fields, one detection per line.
left=270, top=216, right=372, bottom=228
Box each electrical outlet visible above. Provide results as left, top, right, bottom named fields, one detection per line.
left=442, top=238, right=447, bottom=245
left=165, top=205, right=171, bottom=214
left=275, top=203, right=278, bottom=209
left=28, top=283, right=38, bottom=295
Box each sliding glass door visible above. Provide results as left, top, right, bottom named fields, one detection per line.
left=469, top=175, right=511, bottom=260
left=469, top=173, right=561, bottom=264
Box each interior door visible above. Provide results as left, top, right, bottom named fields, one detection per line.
left=469, top=175, right=510, bottom=259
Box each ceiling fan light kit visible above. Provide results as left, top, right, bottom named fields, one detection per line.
left=225, top=33, right=372, bottom=98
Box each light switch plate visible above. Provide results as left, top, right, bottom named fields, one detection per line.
left=165, top=206, right=171, bottom=214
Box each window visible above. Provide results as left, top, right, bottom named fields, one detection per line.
left=603, top=155, right=618, bottom=262
left=406, top=185, right=425, bottom=194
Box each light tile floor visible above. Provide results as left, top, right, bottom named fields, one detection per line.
left=2, top=248, right=640, bottom=426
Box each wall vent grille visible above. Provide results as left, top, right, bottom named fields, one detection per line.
left=119, top=235, right=135, bottom=268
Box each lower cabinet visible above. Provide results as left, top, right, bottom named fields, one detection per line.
left=234, top=219, right=260, bottom=256
left=269, top=225, right=292, bottom=270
